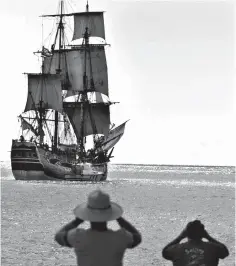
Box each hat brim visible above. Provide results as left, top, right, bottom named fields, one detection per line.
left=74, top=201, right=123, bottom=222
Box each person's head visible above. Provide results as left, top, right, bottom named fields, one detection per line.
left=186, top=220, right=205, bottom=240
left=73, top=190, right=123, bottom=229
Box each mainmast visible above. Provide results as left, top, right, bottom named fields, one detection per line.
left=78, top=1, right=100, bottom=159
left=54, top=0, right=64, bottom=150
left=78, top=2, right=90, bottom=158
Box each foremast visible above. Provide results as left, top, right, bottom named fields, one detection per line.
left=38, top=0, right=66, bottom=149
left=53, top=0, right=65, bottom=150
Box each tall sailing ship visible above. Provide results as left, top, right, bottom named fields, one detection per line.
left=11, top=0, right=128, bottom=181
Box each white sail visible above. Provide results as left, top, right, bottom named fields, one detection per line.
left=43, top=47, right=108, bottom=96
left=101, top=121, right=128, bottom=151
left=64, top=104, right=110, bottom=138
left=73, top=12, right=105, bottom=40
left=24, top=74, right=62, bottom=113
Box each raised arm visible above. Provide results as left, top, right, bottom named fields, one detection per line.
left=203, top=230, right=229, bottom=259
left=117, top=217, right=142, bottom=248
left=54, top=218, right=84, bottom=247
left=162, top=229, right=186, bottom=260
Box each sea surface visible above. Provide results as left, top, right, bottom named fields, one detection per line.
left=1, top=162, right=235, bottom=266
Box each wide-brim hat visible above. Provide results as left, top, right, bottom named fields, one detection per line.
left=74, top=190, right=123, bottom=222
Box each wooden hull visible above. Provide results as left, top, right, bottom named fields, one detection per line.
left=12, top=170, right=107, bottom=181
left=11, top=141, right=107, bottom=181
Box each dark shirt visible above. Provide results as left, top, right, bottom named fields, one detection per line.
left=164, top=240, right=228, bottom=266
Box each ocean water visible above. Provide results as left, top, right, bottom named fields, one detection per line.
left=1, top=163, right=235, bottom=266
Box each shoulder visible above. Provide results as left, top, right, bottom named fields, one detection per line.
left=167, top=243, right=184, bottom=252
left=55, top=228, right=84, bottom=248
left=68, top=228, right=86, bottom=238
left=113, top=228, right=132, bottom=239
left=166, top=242, right=185, bottom=251
left=163, top=243, right=186, bottom=260
left=66, top=228, right=87, bottom=247
left=114, top=229, right=134, bottom=248
left=204, top=241, right=229, bottom=259
left=203, top=241, right=221, bottom=251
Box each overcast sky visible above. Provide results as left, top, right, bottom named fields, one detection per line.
left=0, top=0, right=235, bottom=165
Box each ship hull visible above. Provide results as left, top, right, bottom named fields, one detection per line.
left=12, top=170, right=107, bottom=181
left=11, top=140, right=107, bottom=181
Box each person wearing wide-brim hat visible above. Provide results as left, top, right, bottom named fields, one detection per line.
left=55, top=190, right=142, bottom=266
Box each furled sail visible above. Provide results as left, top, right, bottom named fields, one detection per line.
left=101, top=121, right=128, bottom=151
left=24, top=74, right=62, bottom=113
left=64, top=103, right=110, bottom=138
left=73, top=12, right=105, bottom=40
left=64, top=91, right=110, bottom=104
left=43, top=47, right=108, bottom=95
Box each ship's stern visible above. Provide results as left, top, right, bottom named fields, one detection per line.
left=11, top=140, right=45, bottom=180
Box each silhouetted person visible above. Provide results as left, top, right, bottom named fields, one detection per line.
left=55, top=190, right=142, bottom=266
left=20, top=135, right=24, bottom=142
left=162, top=220, right=229, bottom=266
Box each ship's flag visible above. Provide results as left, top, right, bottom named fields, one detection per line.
left=42, top=46, right=52, bottom=57
left=19, top=115, right=39, bottom=136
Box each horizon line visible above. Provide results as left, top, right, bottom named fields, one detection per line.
left=110, top=163, right=235, bottom=168
left=0, top=160, right=234, bottom=168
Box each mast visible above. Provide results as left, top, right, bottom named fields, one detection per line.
left=38, top=19, right=45, bottom=145
left=79, top=30, right=88, bottom=158
left=79, top=1, right=99, bottom=158
left=54, top=0, right=64, bottom=150
left=39, top=99, right=44, bottom=144
left=86, top=1, right=99, bottom=145
left=88, top=36, right=98, bottom=145
left=78, top=1, right=88, bottom=158
left=86, top=0, right=89, bottom=12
